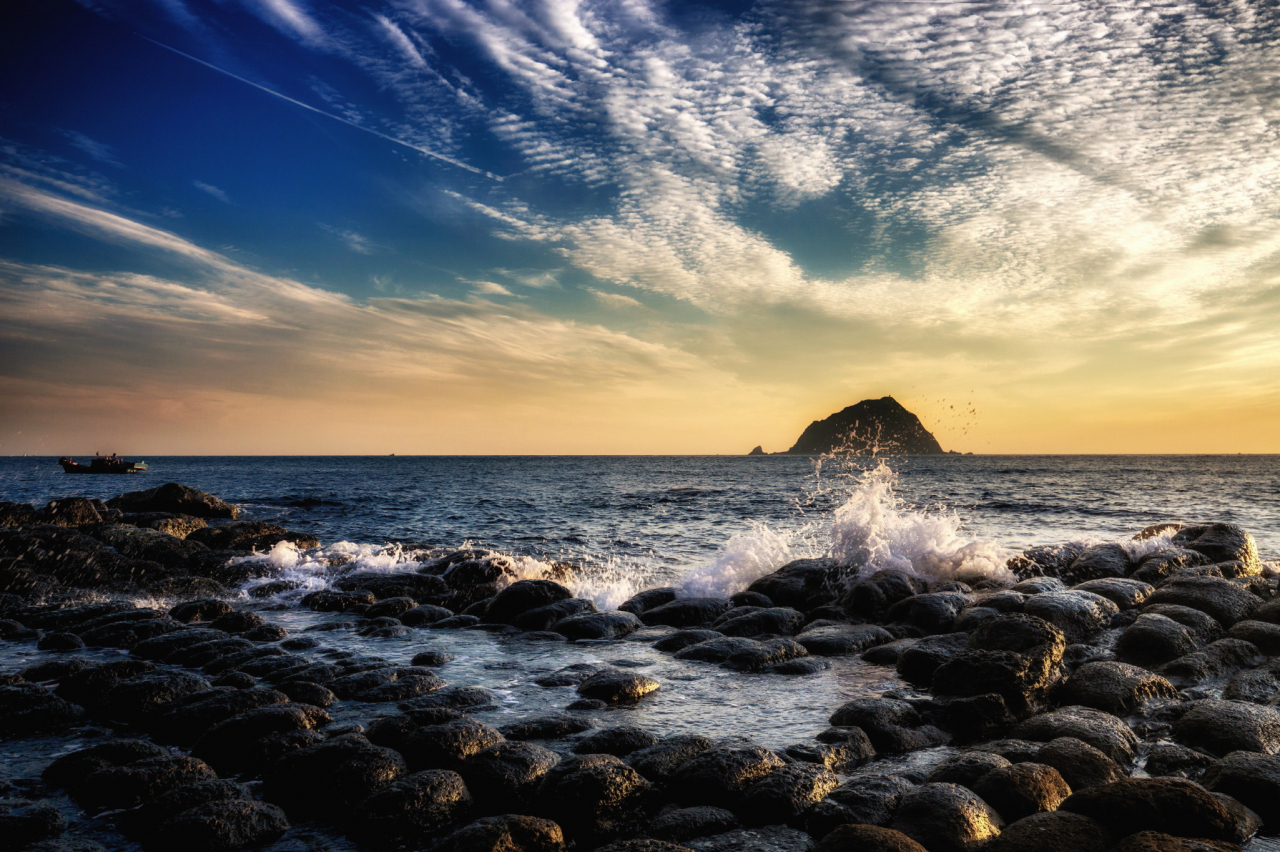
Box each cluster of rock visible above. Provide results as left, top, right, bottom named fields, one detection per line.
left=0, top=483, right=319, bottom=601
left=3, top=482, right=1280, bottom=852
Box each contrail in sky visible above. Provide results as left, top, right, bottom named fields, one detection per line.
left=137, top=35, right=502, bottom=181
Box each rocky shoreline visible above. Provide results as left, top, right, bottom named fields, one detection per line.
left=3, top=482, right=1280, bottom=852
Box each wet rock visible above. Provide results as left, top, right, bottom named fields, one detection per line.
left=674, top=636, right=758, bottom=663
left=192, top=703, right=332, bottom=775
left=166, top=637, right=253, bottom=668
left=402, top=685, right=498, bottom=711
left=684, top=825, right=815, bottom=852
left=814, top=824, right=926, bottom=852
left=400, top=604, right=456, bottom=626
left=925, top=752, right=1011, bottom=788
left=597, top=841, right=696, bottom=852
left=896, top=632, right=970, bottom=686
left=149, top=799, right=289, bottom=852
left=784, top=734, right=874, bottom=772
left=434, top=814, right=566, bottom=852
left=887, top=592, right=970, bottom=633
left=1146, top=743, right=1216, bottom=779
left=242, top=623, right=287, bottom=642
left=19, top=657, right=93, bottom=682
left=554, top=610, right=643, bottom=640
left=740, top=762, right=838, bottom=827
left=1060, top=661, right=1178, bottom=714
left=888, top=782, right=1004, bottom=852
left=1173, top=699, right=1280, bottom=756
left=1115, top=613, right=1200, bottom=667
left=829, top=697, right=949, bottom=753
left=714, top=607, right=805, bottom=638
left=359, top=597, right=415, bottom=619
left=301, top=589, right=376, bottom=612
left=1034, top=737, right=1123, bottom=790
left=618, top=588, right=679, bottom=616
left=73, top=755, right=218, bottom=812
left=973, top=762, right=1071, bottom=822
left=484, top=580, right=573, bottom=625
left=0, top=684, right=85, bottom=733
left=170, top=599, right=234, bottom=624
left=1131, top=547, right=1213, bottom=584
left=651, top=806, right=740, bottom=842
left=983, top=811, right=1112, bottom=852
left=1201, top=751, right=1280, bottom=831
left=1022, top=591, right=1119, bottom=643
left=1061, top=544, right=1131, bottom=585
left=351, top=769, right=474, bottom=848
left=114, top=778, right=248, bottom=837
left=80, top=616, right=187, bottom=649
left=500, top=714, right=593, bottom=740
left=1146, top=603, right=1226, bottom=642
left=356, top=673, right=447, bottom=702
left=262, top=733, right=407, bottom=818
left=641, top=598, right=732, bottom=628
left=1013, top=705, right=1138, bottom=763
left=1011, top=577, right=1068, bottom=595
left=746, top=559, right=843, bottom=611
left=107, top=483, right=238, bottom=516
left=627, top=735, right=714, bottom=783
left=0, top=799, right=67, bottom=849
left=534, top=754, right=655, bottom=843
left=842, top=571, right=928, bottom=621
left=1159, top=638, right=1264, bottom=685
left=767, top=657, right=830, bottom=675
left=1074, top=577, right=1153, bottom=609
left=796, top=623, right=894, bottom=656
left=577, top=668, right=659, bottom=704
left=1146, top=577, right=1262, bottom=628
left=724, top=637, right=809, bottom=672
left=402, top=718, right=506, bottom=771
left=43, top=739, right=171, bottom=788
left=667, top=745, right=785, bottom=809
left=202, top=644, right=291, bottom=676
left=861, top=637, right=917, bottom=666
left=1060, top=777, right=1240, bottom=842
left=823, top=773, right=914, bottom=828
left=436, top=615, right=483, bottom=629
left=37, top=631, right=85, bottom=651
left=574, top=725, right=660, bottom=756
left=515, top=599, right=597, bottom=631
left=1173, top=524, right=1260, bottom=571
left=150, top=686, right=291, bottom=744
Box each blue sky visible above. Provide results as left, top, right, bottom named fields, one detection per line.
left=2, top=0, right=1279, bottom=453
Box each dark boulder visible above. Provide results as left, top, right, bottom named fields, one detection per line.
left=739, top=763, right=838, bottom=827
left=92, top=670, right=212, bottom=722
left=534, top=754, right=655, bottom=843
left=458, top=742, right=560, bottom=813
left=577, top=668, right=659, bottom=704
left=0, top=799, right=67, bottom=849
left=485, top=580, right=573, bottom=625
left=1021, top=592, right=1118, bottom=643
left=1173, top=700, right=1280, bottom=756
left=262, top=733, right=407, bottom=818
left=1145, top=743, right=1217, bottom=779
left=279, top=681, right=334, bottom=707
left=1201, top=750, right=1280, bottom=831
left=351, top=769, right=474, bottom=848
left=1145, top=577, right=1261, bottom=628
left=1115, top=614, right=1200, bottom=667
left=814, top=824, right=926, bottom=852
left=982, top=811, right=1111, bottom=852
left=434, top=814, right=565, bottom=852
left=650, top=806, right=740, bottom=843
left=824, top=773, right=914, bottom=827
left=796, top=623, right=893, bottom=656
left=888, top=783, right=1004, bottom=852
left=191, top=703, right=332, bottom=775
left=746, top=559, right=842, bottom=611
left=72, top=755, right=218, bottom=813
left=1059, top=777, right=1240, bottom=842
left=627, top=735, right=714, bottom=783
left=896, top=632, right=969, bottom=686
left=641, top=598, right=732, bottom=628
left=714, top=607, right=805, bottom=637
left=1060, top=661, right=1178, bottom=714
left=400, top=604, right=456, bottom=626
left=402, top=685, right=498, bottom=711
left=1073, top=577, right=1153, bottom=609
left=188, top=520, right=318, bottom=551
left=1172, top=524, right=1260, bottom=570
left=516, top=599, right=597, bottom=631
left=573, top=726, right=660, bottom=756
left=207, top=610, right=265, bottom=634
left=683, top=825, right=815, bottom=851
left=829, top=697, right=948, bottom=753
left=674, top=637, right=758, bottom=663
left=723, top=638, right=809, bottom=672
left=151, top=799, right=289, bottom=852
left=43, top=739, right=172, bottom=789
left=499, top=714, right=592, bottom=741
left=150, top=686, right=291, bottom=744
left=667, top=745, right=785, bottom=808
left=169, top=600, right=234, bottom=624
left=862, top=637, right=918, bottom=666
left=973, top=762, right=1071, bottom=822
left=402, top=719, right=506, bottom=771
left=108, top=483, right=238, bottom=519
left=37, top=631, right=85, bottom=651
left=555, top=611, right=642, bottom=640
left=1061, top=544, right=1131, bottom=585
left=925, top=752, right=1011, bottom=788
left=1033, top=737, right=1123, bottom=790
left=1227, top=620, right=1280, bottom=654
left=1013, top=706, right=1137, bottom=763
left=1107, top=831, right=1242, bottom=852
left=1158, top=638, right=1265, bottom=685
left=841, top=570, right=927, bottom=621
left=886, top=592, right=970, bottom=634
left=618, top=588, right=679, bottom=616
left=784, top=730, right=874, bottom=772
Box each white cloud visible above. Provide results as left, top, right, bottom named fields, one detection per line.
left=471, top=280, right=513, bottom=295
left=319, top=223, right=376, bottom=254
left=64, top=132, right=122, bottom=168
left=586, top=287, right=643, bottom=309
left=193, top=180, right=231, bottom=204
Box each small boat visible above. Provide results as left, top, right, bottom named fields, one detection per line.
left=59, top=457, right=148, bottom=474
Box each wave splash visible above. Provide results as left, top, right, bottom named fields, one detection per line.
left=675, top=462, right=1015, bottom=600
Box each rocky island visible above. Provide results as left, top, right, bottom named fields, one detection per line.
left=2, top=481, right=1280, bottom=852
left=751, top=397, right=946, bottom=456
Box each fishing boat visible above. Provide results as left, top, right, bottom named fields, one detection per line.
left=58, top=457, right=148, bottom=474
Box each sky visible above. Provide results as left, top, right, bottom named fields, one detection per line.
left=1, top=0, right=1279, bottom=455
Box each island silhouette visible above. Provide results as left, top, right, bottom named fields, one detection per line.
left=753, top=396, right=948, bottom=455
